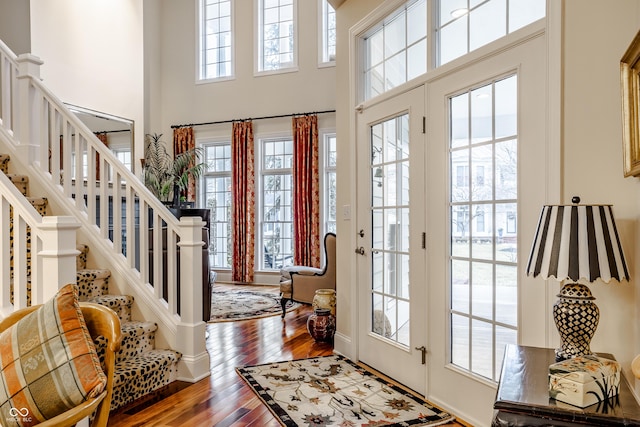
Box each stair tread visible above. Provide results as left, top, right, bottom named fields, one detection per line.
left=113, top=350, right=181, bottom=386
left=121, top=320, right=158, bottom=336
left=5, top=174, right=28, bottom=180
left=77, top=268, right=111, bottom=276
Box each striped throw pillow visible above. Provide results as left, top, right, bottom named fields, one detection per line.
left=0, top=284, right=106, bottom=426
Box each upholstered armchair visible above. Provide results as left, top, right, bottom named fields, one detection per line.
left=280, top=233, right=336, bottom=317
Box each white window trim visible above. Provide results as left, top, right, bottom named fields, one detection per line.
left=196, top=0, right=236, bottom=84
left=254, top=0, right=299, bottom=76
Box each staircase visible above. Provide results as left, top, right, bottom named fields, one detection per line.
left=2, top=153, right=182, bottom=411
left=0, top=39, right=209, bottom=409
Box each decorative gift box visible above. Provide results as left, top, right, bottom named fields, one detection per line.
left=548, top=355, right=621, bottom=408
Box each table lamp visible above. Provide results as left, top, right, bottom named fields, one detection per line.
left=526, top=197, right=629, bottom=361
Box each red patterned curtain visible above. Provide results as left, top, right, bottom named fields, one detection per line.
left=231, top=121, right=255, bottom=282
left=173, top=126, right=196, bottom=202
left=95, top=132, right=108, bottom=180
left=292, top=115, right=320, bottom=267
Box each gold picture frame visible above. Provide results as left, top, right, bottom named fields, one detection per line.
left=621, top=30, right=640, bottom=177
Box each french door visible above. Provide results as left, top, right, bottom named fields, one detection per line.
left=356, top=86, right=426, bottom=394
left=425, top=33, right=547, bottom=424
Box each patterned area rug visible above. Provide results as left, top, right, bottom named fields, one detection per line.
left=209, top=289, right=301, bottom=322
left=236, top=354, right=455, bottom=427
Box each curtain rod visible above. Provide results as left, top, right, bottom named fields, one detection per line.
left=93, top=129, right=131, bottom=135
left=171, top=109, right=336, bottom=129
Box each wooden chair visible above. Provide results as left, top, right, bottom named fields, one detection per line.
left=0, top=302, right=121, bottom=427
left=280, top=233, right=336, bottom=317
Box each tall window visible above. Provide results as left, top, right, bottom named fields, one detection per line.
left=449, top=75, right=518, bottom=381
left=324, top=133, right=337, bottom=234
left=203, top=142, right=232, bottom=268
left=199, top=0, right=233, bottom=81
left=261, top=139, right=294, bottom=269
left=362, top=0, right=427, bottom=101
left=438, top=0, right=545, bottom=66
left=258, top=0, right=297, bottom=72
left=320, top=0, right=336, bottom=64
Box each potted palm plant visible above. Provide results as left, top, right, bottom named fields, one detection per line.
left=143, top=133, right=206, bottom=207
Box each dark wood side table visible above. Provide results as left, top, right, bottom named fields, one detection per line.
left=493, top=345, right=640, bottom=426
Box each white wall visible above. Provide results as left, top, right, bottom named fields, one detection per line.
left=152, top=0, right=335, bottom=142
left=562, top=0, right=640, bottom=386
left=333, top=0, right=385, bottom=351
left=0, top=0, right=30, bottom=54
left=29, top=0, right=145, bottom=172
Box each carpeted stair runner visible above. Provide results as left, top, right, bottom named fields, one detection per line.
left=1, top=153, right=182, bottom=412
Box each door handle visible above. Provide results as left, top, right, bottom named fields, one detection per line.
left=415, top=346, right=427, bottom=365
left=355, top=246, right=366, bottom=255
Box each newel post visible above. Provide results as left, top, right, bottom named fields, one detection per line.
left=15, top=54, right=44, bottom=165
left=175, top=216, right=210, bottom=381
left=36, top=216, right=80, bottom=303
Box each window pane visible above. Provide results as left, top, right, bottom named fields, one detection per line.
left=201, top=0, right=233, bottom=80
left=509, top=0, right=545, bottom=32
left=451, top=314, right=469, bottom=369
left=407, top=0, right=427, bottom=45
left=470, top=0, right=506, bottom=51
left=440, top=0, right=467, bottom=27
left=384, top=13, right=406, bottom=57
left=325, top=134, right=337, bottom=234
left=440, top=15, right=467, bottom=66
left=471, top=319, right=493, bottom=379
left=385, top=52, right=406, bottom=91
left=495, top=75, right=517, bottom=138
left=437, top=0, right=545, bottom=66
left=407, top=39, right=427, bottom=81
left=262, top=139, right=293, bottom=269
left=322, top=0, right=336, bottom=63
left=451, top=259, right=469, bottom=313
left=363, top=0, right=427, bottom=101
left=203, top=142, right=232, bottom=268
left=495, top=139, right=517, bottom=200
left=260, top=0, right=296, bottom=71
left=496, top=264, right=517, bottom=326
left=449, top=75, right=518, bottom=382
left=471, top=85, right=492, bottom=143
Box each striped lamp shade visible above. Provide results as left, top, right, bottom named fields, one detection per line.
left=526, top=205, right=629, bottom=283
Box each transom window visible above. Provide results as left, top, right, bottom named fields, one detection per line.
left=360, top=0, right=544, bottom=102
left=258, top=0, right=297, bottom=72
left=438, top=0, right=546, bottom=66
left=362, top=0, right=427, bottom=101
left=199, top=0, right=233, bottom=81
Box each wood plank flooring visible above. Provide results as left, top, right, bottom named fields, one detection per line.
left=108, top=284, right=466, bottom=427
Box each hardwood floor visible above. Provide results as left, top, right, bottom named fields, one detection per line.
left=108, top=284, right=466, bottom=427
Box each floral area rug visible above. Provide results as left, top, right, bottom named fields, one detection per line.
left=236, top=354, right=455, bottom=427
left=209, top=289, right=300, bottom=322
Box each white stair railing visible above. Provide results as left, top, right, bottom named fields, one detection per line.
left=0, top=41, right=209, bottom=382
left=0, top=170, right=80, bottom=317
